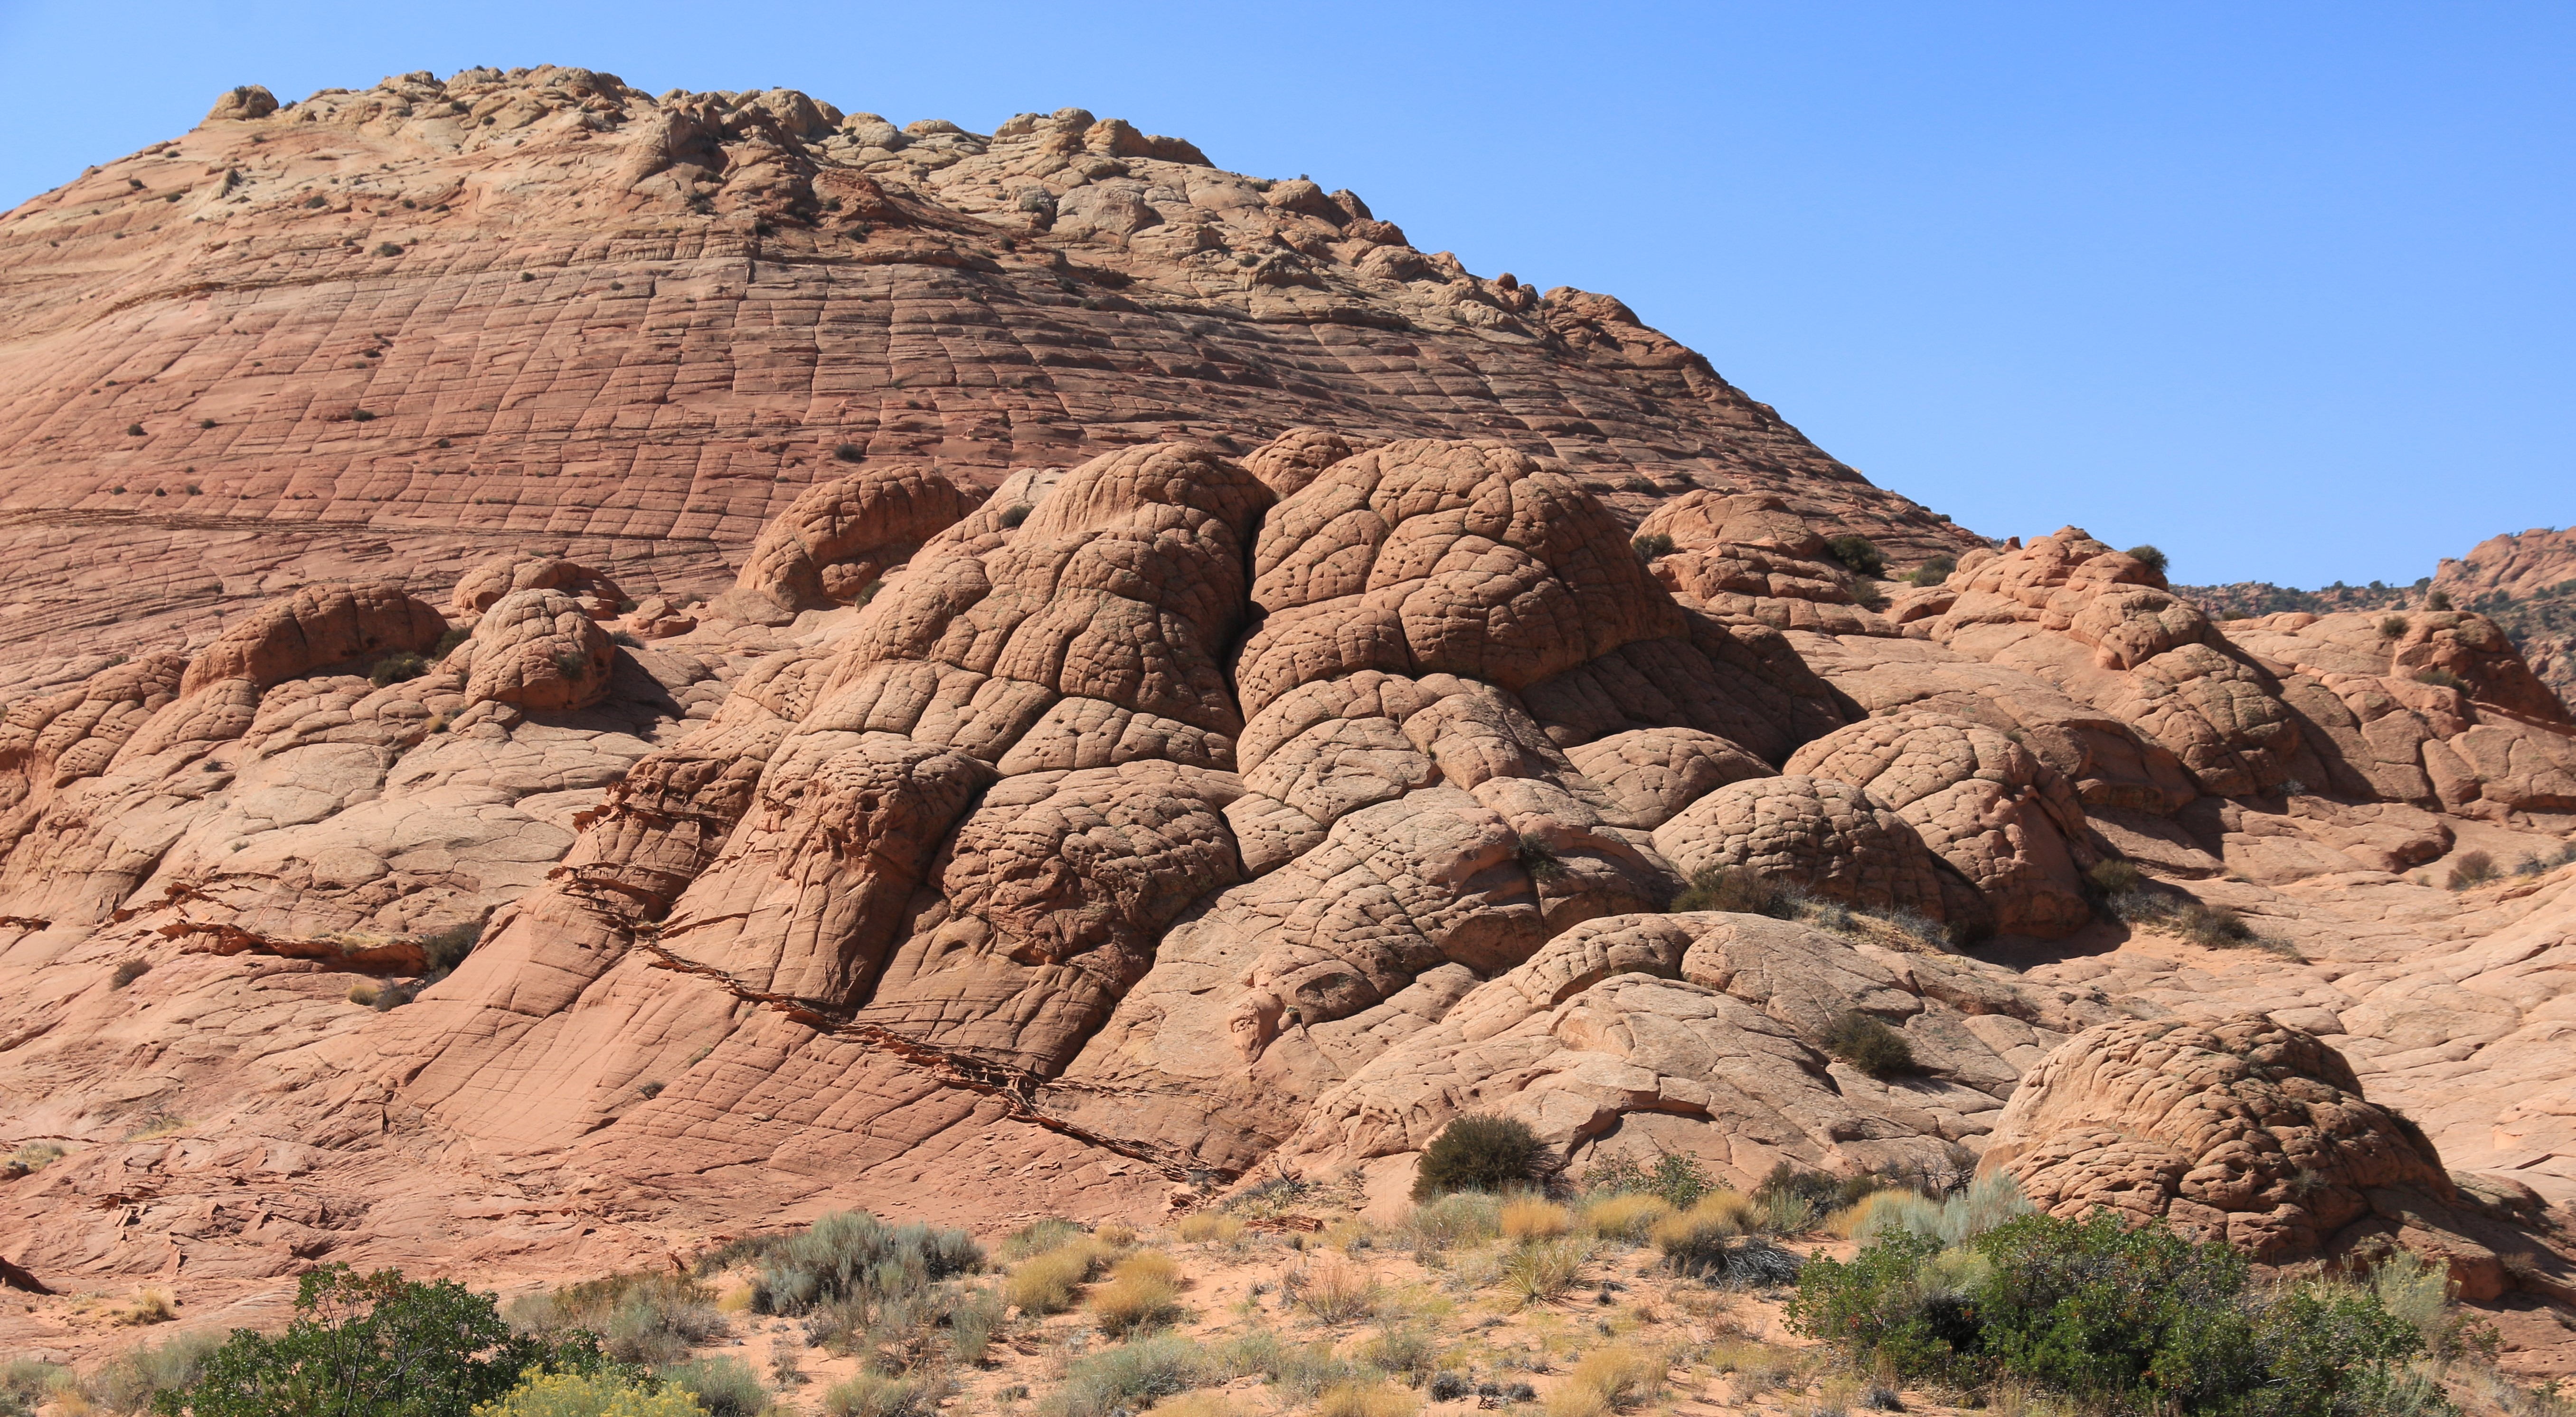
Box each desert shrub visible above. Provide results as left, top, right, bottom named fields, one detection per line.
left=2125, top=544, right=2170, bottom=578
left=1821, top=1011, right=1916, bottom=1078
left=471, top=1370, right=700, bottom=1417
left=1428, top=1372, right=1471, bottom=1403
left=2173, top=901, right=2256, bottom=948
left=1401, top=1191, right=1502, bottom=1252
left=716, top=1210, right=981, bottom=1317
left=1316, top=1381, right=1417, bottom=1417
left=2085, top=859, right=2145, bottom=897
left=833, top=444, right=864, bottom=462
left=1411, top=1115, right=1548, bottom=1200
left=1500, top=1197, right=1572, bottom=1241
left=1840, top=1173, right=2031, bottom=1247
left=1632, top=533, right=1677, bottom=565
left=507, top=1271, right=726, bottom=1367
left=2447, top=850, right=2498, bottom=890
left=998, top=503, right=1032, bottom=529
left=150, top=1264, right=607, bottom=1417
left=1358, top=1324, right=1443, bottom=1387
left=1848, top=576, right=1888, bottom=611
left=1499, top=1239, right=1588, bottom=1307
left=1297, top=1257, right=1382, bottom=1323
left=87, top=1330, right=223, bottom=1414
left=2425, top=590, right=2453, bottom=611
left=2380, top=615, right=2410, bottom=639
left=433, top=626, right=472, bottom=659
left=1089, top=1251, right=1182, bottom=1336
left=375, top=242, right=404, bottom=257
left=1584, top=1152, right=1713, bottom=1209
left=1789, top=1211, right=2424, bottom=1417
left=350, top=409, right=376, bottom=422
left=1908, top=555, right=1957, bottom=588
left=1036, top=1333, right=1213, bottom=1417
left=1, top=1361, right=69, bottom=1417
left=417, top=919, right=485, bottom=973
left=119, top=1289, right=178, bottom=1326
left=1669, top=866, right=1799, bottom=918
left=1515, top=833, right=1567, bottom=884
left=658, top=1357, right=765, bottom=1417
left=823, top=1370, right=948, bottom=1417
left=126, top=423, right=146, bottom=436
left=1580, top=1193, right=1675, bottom=1243
left=371, top=651, right=429, bottom=687
left=551, top=650, right=590, bottom=680
left=1827, top=534, right=1886, bottom=577
left=2413, top=666, right=2466, bottom=691
left=8, top=1141, right=66, bottom=1171
left=1176, top=1212, right=1245, bottom=1245
left=112, top=958, right=152, bottom=989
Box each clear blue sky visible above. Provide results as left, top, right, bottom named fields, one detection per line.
left=2, top=1, right=2567, bottom=588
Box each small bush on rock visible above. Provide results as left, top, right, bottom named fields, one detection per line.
left=2125, top=544, right=2170, bottom=578
left=1669, top=867, right=1796, bottom=918
left=2447, top=850, right=2498, bottom=890
left=1821, top=1010, right=1916, bottom=1078
left=1631, top=533, right=1676, bottom=565
left=2413, top=666, right=2467, bottom=691
left=1412, top=1115, right=1548, bottom=1200
left=370, top=651, right=428, bottom=687
left=1827, top=534, right=1885, bottom=577
left=1908, top=555, right=1956, bottom=587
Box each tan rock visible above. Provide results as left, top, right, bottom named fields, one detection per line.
left=1651, top=775, right=1990, bottom=930
left=458, top=590, right=614, bottom=711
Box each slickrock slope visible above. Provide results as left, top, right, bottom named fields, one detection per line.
left=2, top=66, right=2575, bottom=1377
left=2439, top=529, right=2576, bottom=713
left=0, top=66, right=1975, bottom=706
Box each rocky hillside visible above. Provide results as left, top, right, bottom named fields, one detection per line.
left=0, top=66, right=1975, bottom=708
left=3, top=66, right=2576, bottom=1387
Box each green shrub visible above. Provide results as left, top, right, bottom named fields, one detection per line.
left=1821, top=1011, right=1916, bottom=1078
left=112, top=959, right=151, bottom=989
left=349, top=409, right=376, bottom=422
left=833, top=444, right=864, bottom=463
left=126, top=423, right=146, bottom=436
left=471, top=1370, right=701, bottom=1417
left=551, top=650, right=591, bottom=680
left=433, top=626, right=472, bottom=659
left=2380, top=615, right=2410, bottom=639
left=1788, top=1211, right=2424, bottom=1417
left=91, top=1330, right=225, bottom=1413
left=1401, top=1191, right=1503, bottom=1252
left=823, top=1370, right=947, bottom=1417
left=506, top=1271, right=724, bottom=1367
left=2413, top=666, right=2466, bottom=691
left=2125, top=544, right=2170, bottom=578
left=1, top=1360, right=69, bottom=1417
left=1848, top=576, right=1887, bottom=611
left=1632, top=533, right=1677, bottom=565
left=1669, top=867, right=1796, bottom=917
left=1584, top=1151, right=1712, bottom=1210
left=1908, top=555, right=1956, bottom=588
left=994, top=1219, right=1085, bottom=1263
left=370, top=651, right=428, bottom=687
left=2085, top=859, right=2144, bottom=897
left=999, top=503, right=1032, bottom=529
left=1037, top=1333, right=1215, bottom=1417
left=658, top=1357, right=765, bottom=1417
left=150, top=1264, right=607, bottom=1417
left=2425, top=590, right=2452, bottom=611
left=1827, top=534, right=1885, bottom=577
left=375, top=242, right=404, bottom=257
left=2446, top=850, right=2497, bottom=890
left=1412, top=1115, right=1548, bottom=1200
left=1516, top=834, right=1567, bottom=884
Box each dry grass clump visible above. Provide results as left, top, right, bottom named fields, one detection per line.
left=1499, top=1196, right=1572, bottom=1241
left=821, top=1370, right=949, bottom=1417
left=1089, top=1250, right=1183, bottom=1336
left=1580, top=1193, right=1675, bottom=1243
left=1151, top=1394, right=1240, bottom=1417
left=1500, top=1238, right=1589, bottom=1308
left=1296, top=1256, right=1383, bottom=1324
left=1006, top=1231, right=1115, bottom=1314
left=113, top=1288, right=176, bottom=1326
left=506, top=1270, right=727, bottom=1366
left=1315, top=1379, right=1418, bottom=1417
left=1545, top=1343, right=1666, bottom=1417
left=1402, top=1192, right=1502, bottom=1252
left=1176, top=1211, right=1246, bottom=1245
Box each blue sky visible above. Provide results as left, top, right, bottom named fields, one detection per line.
left=2, top=1, right=2567, bottom=587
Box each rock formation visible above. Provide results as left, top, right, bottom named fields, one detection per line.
left=0, top=68, right=2573, bottom=1361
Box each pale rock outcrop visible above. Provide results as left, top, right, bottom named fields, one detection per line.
left=1562, top=727, right=1774, bottom=830
left=180, top=583, right=449, bottom=698
left=1273, top=911, right=2114, bottom=1187
left=449, top=556, right=627, bottom=622
left=456, top=590, right=615, bottom=712
left=1652, top=776, right=1990, bottom=931
left=1637, top=490, right=1890, bottom=636
left=708, top=464, right=973, bottom=624
left=1783, top=711, right=2095, bottom=936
